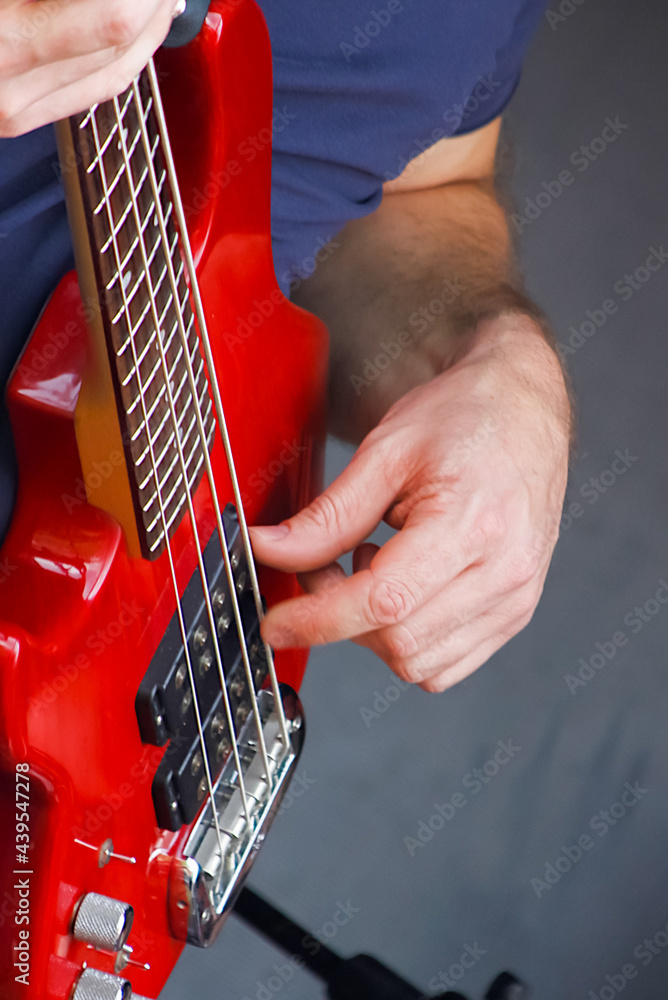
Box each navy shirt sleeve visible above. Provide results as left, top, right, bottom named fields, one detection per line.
left=256, top=0, right=548, bottom=292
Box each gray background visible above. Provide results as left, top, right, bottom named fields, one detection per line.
left=164, top=2, right=668, bottom=998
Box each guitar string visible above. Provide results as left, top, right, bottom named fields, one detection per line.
left=84, top=103, right=231, bottom=860
left=146, top=60, right=291, bottom=751
left=129, top=73, right=275, bottom=789
left=108, top=90, right=256, bottom=828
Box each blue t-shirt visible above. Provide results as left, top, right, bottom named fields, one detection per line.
left=0, top=0, right=546, bottom=536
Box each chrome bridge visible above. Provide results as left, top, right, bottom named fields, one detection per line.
left=168, top=685, right=305, bottom=946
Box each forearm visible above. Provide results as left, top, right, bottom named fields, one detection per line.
left=290, top=178, right=569, bottom=443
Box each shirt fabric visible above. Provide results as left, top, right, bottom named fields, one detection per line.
left=0, top=0, right=547, bottom=537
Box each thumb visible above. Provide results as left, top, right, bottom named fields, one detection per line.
left=249, top=445, right=398, bottom=573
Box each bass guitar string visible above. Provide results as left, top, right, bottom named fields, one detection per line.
left=108, top=91, right=254, bottom=826
left=129, top=74, right=274, bottom=788
left=146, top=60, right=291, bottom=751
left=85, top=103, right=229, bottom=859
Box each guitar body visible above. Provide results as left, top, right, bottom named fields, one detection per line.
left=0, top=3, right=328, bottom=998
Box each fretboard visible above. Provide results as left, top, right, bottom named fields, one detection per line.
left=63, top=70, right=215, bottom=557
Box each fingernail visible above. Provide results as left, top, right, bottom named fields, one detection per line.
left=173, top=0, right=186, bottom=16
left=251, top=524, right=290, bottom=542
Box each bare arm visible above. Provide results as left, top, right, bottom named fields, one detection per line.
left=251, top=120, right=572, bottom=692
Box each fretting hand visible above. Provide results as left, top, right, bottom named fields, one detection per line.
left=0, top=0, right=181, bottom=136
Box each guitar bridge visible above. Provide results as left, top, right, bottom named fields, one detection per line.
left=168, top=686, right=304, bottom=946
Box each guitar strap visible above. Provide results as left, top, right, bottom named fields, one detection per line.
left=164, top=0, right=211, bottom=48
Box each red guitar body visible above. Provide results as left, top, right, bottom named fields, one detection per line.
left=0, top=4, right=328, bottom=997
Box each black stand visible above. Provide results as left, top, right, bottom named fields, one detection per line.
left=234, top=888, right=529, bottom=1000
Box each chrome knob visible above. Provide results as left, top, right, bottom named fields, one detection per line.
left=73, top=892, right=134, bottom=952
left=70, top=967, right=131, bottom=1000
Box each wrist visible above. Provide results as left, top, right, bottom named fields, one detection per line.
left=454, top=310, right=575, bottom=449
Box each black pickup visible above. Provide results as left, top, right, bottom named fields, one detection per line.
left=135, top=505, right=269, bottom=830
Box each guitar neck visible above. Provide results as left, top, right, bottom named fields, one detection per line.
left=56, top=66, right=214, bottom=559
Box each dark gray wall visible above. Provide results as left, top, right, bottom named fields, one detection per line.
left=163, top=2, right=668, bottom=997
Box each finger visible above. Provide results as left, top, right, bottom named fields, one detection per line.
left=0, top=0, right=174, bottom=78
left=417, top=618, right=533, bottom=692
left=260, top=512, right=477, bottom=649
left=296, top=561, right=346, bottom=595
left=250, top=444, right=400, bottom=573
left=356, top=561, right=542, bottom=670
left=0, top=6, right=176, bottom=135
left=359, top=593, right=537, bottom=687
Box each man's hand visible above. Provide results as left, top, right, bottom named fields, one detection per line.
left=250, top=314, right=570, bottom=692
left=0, top=0, right=181, bottom=136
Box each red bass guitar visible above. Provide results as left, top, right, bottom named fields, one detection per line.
left=0, top=3, right=328, bottom=997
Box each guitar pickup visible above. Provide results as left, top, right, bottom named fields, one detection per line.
left=134, top=504, right=269, bottom=829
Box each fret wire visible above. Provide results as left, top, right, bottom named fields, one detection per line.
left=122, top=327, right=197, bottom=409
left=112, top=85, right=251, bottom=828
left=142, top=422, right=214, bottom=523
left=144, top=433, right=214, bottom=536
left=86, top=89, right=135, bottom=173
left=142, top=407, right=208, bottom=499
left=124, top=327, right=196, bottom=420
left=135, top=69, right=278, bottom=787
left=112, top=234, right=180, bottom=327
left=134, top=376, right=208, bottom=482
left=130, top=346, right=202, bottom=448
left=135, top=378, right=199, bottom=463
left=143, top=428, right=215, bottom=529
left=106, top=188, right=170, bottom=290
left=101, top=171, right=167, bottom=254
left=145, top=450, right=209, bottom=545
left=84, top=94, right=222, bottom=843
left=92, top=125, right=155, bottom=212
left=145, top=60, right=292, bottom=751
left=113, top=238, right=178, bottom=325
left=137, top=407, right=201, bottom=491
